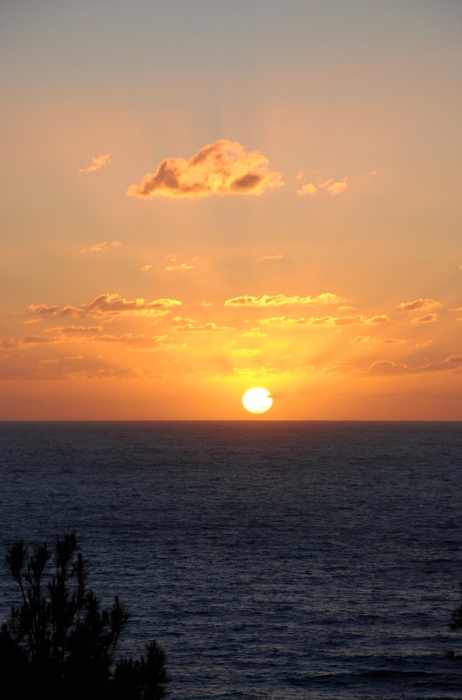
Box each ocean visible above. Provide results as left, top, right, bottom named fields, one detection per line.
left=0, top=421, right=462, bottom=699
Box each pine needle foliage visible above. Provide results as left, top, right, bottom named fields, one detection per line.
left=451, top=584, right=462, bottom=633
left=0, top=533, right=166, bottom=700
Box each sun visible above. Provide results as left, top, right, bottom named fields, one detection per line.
left=242, top=387, right=273, bottom=414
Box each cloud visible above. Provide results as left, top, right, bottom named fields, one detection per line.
left=224, top=293, right=345, bottom=307
left=91, top=333, right=166, bottom=349
left=314, top=293, right=347, bottom=305
left=126, top=140, right=283, bottom=199
left=0, top=355, right=140, bottom=381
left=419, top=363, right=458, bottom=373
left=4, top=323, right=184, bottom=352
left=60, top=293, right=181, bottom=318
left=234, top=328, right=266, bottom=338
left=259, top=316, right=311, bottom=326
left=80, top=241, right=122, bottom=254
left=233, top=348, right=261, bottom=356
left=46, top=325, right=103, bottom=335
left=320, top=178, right=348, bottom=195
left=397, top=298, right=440, bottom=312
left=231, top=365, right=287, bottom=378
left=352, top=335, right=405, bottom=345
left=1, top=326, right=104, bottom=348
left=335, top=314, right=389, bottom=325
left=25, top=304, right=59, bottom=316
left=368, top=356, right=461, bottom=376
left=296, top=183, right=318, bottom=196
left=261, top=314, right=389, bottom=326
left=79, top=153, right=112, bottom=173
left=165, top=263, right=195, bottom=272
left=0, top=335, right=58, bottom=349
left=339, top=315, right=383, bottom=325
left=77, top=368, right=140, bottom=379
left=322, top=365, right=356, bottom=374
left=297, top=178, right=348, bottom=196
left=175, top=322, right=235, bottom=331
left=262, top=255, right=283, bottom=261
left=352, top=335, right=373, bottom=344
left=171, top=315, right=196, bottom=324
left=252, top=353, right=462, bottom=379
left=141, top=265, right=152, bottom=273
left=411, top=313, right=439, bottom=324
left=368, top=361, right=415, bottom=376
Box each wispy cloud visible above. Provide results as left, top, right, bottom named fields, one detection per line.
left=321, top=178, right=348, bottom=195
left=90, top=333, right=166, bottom=349
left=262, top=254, right=283, bottom=261
left=79, top=152, right=112, bottom=173
left=80, top=241, right=122, bottom=254
left=0, top=356, right=140, bottom=381
left=368, top=356, right=462, bottom=375
left=296, top=182, right=318, bottom=196
left=297, top=177, right=348, bottom=197
left=126, top=140, right=283, bottom=199
left=261, top=315, right=389, bottom=326
left=411, top=313, right=439, bottom=324
left=1, top=325, right=169, bottom=352
left=46, top=325, right=103, bottom=335
left=397, top=298, right=440, bottom=312
left=141, top=265, right=152, bottom=273
left=78, top=368, right=140, bottom=379
left=25, top=304, right=59, bottom=316
left=175, top=322, right=235, bottom=332
left=319, top=355, right=462, bottom=377
left=234, top=328, right=266, bottom=338
left=166, top=263, right=195, bottom=272
left=0, top=335, right=58, bottom=349
left=61, top=294, right=181, bottom=318
left=233, top=348, right=261, bottom=356
left=352, top=335, right=405, bottom=345
left=224, top=293, right=345, bottom=307
left=23, top=294, right=181, bottom=319
left=322, top=365, right=357, bottom=374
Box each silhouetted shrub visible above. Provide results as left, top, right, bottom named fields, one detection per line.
left=451, top=584, right=462, bottom=633
left=0, top=533, right=166, bottom=699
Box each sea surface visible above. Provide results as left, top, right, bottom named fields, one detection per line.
left=1, top=421, right=462, bottom=699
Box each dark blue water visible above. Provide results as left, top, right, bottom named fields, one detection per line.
left=1, top=421, right=462, bottom=699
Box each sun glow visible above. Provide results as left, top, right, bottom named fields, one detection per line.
left=242, top=388, right=273, bottom=414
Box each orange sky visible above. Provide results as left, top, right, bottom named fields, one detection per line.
left=1, top=1, right=462, bottom=419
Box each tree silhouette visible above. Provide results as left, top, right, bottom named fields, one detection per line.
left=0, top=533, right=166, bottom=699
left=451, top=585, right=462, bottom=634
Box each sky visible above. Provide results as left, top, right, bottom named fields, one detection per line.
left=1, top=0, right=462, bottom=420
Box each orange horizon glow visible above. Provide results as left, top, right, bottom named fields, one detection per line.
left=1, top=2, right=461, bottom=420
